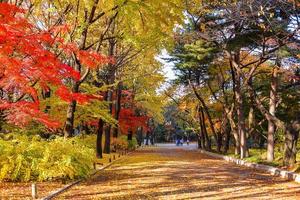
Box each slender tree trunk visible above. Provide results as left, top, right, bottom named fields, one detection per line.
left=216, top=132, right=222, bottom=153
left=224, top=128, right=231, bottom=154
left=64, top=101, right=77, bottom=138
left=198, top=107, right=205, bottom=150
left=200, top=107, right=211, bottom=150
left=225, top=106, right=240, bottom=155
left=103, top=90, right=113, bottom=154
left=189, top=80, right=218, bottom=150
left=222, top=115, right=231, bottom=154
left=63, top=80, right=82, bottom=138
left=96, top=119, right=104, bottom=158
left=267, top=67, right=278, bottom=162
left=127, top=131, right=133, bottom=141
left=233, top=53, right=248, bottom=158
left=197, top=134, right=202, bottom=149
left=113, top=82, right=122, bottom=138
left=145, top=131, right=150, bottom=145
left=246, top=77, right=300, bottom=166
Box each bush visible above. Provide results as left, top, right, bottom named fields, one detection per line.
left=0, top=134, right=96, bottom=182
left=116, top=135, right=137, bottom=150
left=111, top=136, right=128, bottom=150
left=128, top=137, right=138, bottom=150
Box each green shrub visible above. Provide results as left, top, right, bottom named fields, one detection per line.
left=0, top=134, right=96, bottom=182
left=128, top=138, right=138, bottom=150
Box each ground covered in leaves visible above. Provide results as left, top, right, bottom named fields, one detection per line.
left=56, top=144, right=300, bottom=200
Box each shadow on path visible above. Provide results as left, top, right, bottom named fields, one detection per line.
left=57, top=145, right=300, bottom=200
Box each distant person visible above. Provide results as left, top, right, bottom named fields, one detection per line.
left=180, top=138, right=183, bottom=146
left=187, top=139, right=189, bottom=145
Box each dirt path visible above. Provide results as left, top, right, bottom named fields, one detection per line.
left=56, top=145, right=300, bottom=200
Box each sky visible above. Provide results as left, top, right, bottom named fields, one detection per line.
left=155, top=49, right=176, bottom=81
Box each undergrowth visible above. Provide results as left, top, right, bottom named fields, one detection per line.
left=0, top=134, right=96, bottom=182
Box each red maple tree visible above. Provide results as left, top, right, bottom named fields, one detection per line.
left=0, top=3, right=108, bottom=128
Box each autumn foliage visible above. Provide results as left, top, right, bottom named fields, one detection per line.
left=0, top=3, right=109, bottom=128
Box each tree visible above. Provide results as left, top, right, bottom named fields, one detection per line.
left=0, top=2, right=81, bottom=129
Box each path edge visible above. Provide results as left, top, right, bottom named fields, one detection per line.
left=40, top=151, right=134, bottom=200
left=198, top=149, right=300, bottom=184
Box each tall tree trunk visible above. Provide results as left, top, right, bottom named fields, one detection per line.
left=189, top=80, right=218, bottom=150
left=197, top=134, right=202, bottom=149
left=64, top=83, right=79, bottom=138
left=233, top=52, right=248, bottom=159
left=127, top=130, right=133, bottom=141
left=223, top=127, right=231, bottom=154
left=113, top=82, right=122, bottom=138
left=267, top=67, right=278, bottom=162
left=222, top=114, right=231, bottom=154
left=198, top=106, right=206, bottom=150
left=145, top=131, right=150, bottom=145
left=96, top=119, right=104, bottom=158
left=103, top=90, right=113, bottom=154
left=246, top=79, right=300, bottom=166
left=137, top=127, right=143, bottom=146
left=225, top=106, right=240, bottom=155
left=216, top=132, right=222, bottom=153
left=63, top=2, right=98, bottom=138
left=200, top=107, right=211, bottom=150
left=228, top=60, right=240, bottom=155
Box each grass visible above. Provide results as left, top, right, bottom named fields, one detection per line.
left=211, top=145, right=300, bottom=172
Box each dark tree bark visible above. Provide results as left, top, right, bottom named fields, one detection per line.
left=64, top=82, right=80, bottom=138
left=113, top=82, right=122, bottom=138
left=145, top=131, right=150, bottom=145
left=190, top=81, right=218, bottom=151
left=222, top=115, right=231, bottom=154
left=127, top=130, right=133, bottom=141
left=200, top=107, right=211, bottom=150
left=96, top=118, right=104, bottom=158
left=136, top=127, right=143, bottom=146
left=103, top=90, right=113, bottom=154
left=197, top=134, right=202, bottom=149
left=198, top=107, right=205, bottom=149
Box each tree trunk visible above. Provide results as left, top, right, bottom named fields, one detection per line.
left=197, top=134, right=202, bottom=149
left=127, top=131, right=133, bottom=141
left=190, top=82, right=218, bottom=149
left=103, top=90, right=113, bottom=154
left=103, top=124, right=111, bottom=154
left=267, top=67, right=278, bottom=162
left=246, top=77, right=300, bottom=166
left=113, top=82, right=122, bottom=138
left=198, top=106, right=205, bottom=150
left=145, top=131, right=150, bottom=145
left=234, top=54, right=248, bottom=158
left=225, top=106, right=240, bottom=155
left=283, top=120, right=300, bottom=166
left=216, top=132, right=222, bottom=153
left=64, top=100, right=77, bottom=138
left=222, top=116, right=231, bottom=154
left=136, top=127, right=143, bottom=146
left=200, top=107, right=211, bottom=150
left=96, top=119, right=104, bottom=158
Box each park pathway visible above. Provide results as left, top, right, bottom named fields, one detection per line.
left=56, top=144, right=300, bottom=200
